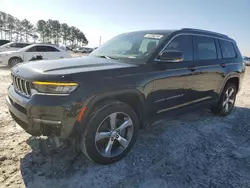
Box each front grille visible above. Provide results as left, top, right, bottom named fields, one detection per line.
left=11, top=74, right=31, bottom=97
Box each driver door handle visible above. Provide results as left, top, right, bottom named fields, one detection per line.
left=220, top=63, right=226, bottom=68
left=188, top=66, right=197, bottom=72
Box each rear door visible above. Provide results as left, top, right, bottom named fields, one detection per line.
left=42, top=46, right=63, bottom=60
left=23, top=46, right=44, bottom=61
left=193, top=35, right=225, bottom=101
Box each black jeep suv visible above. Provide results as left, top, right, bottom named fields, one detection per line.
left=6, top=28, right=245, bottom=164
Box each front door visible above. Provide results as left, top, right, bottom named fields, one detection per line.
left=152, top=35, right=202, bottom=114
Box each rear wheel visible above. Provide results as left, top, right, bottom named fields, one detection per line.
left=80, top=101, right=139, bottom=165
left=9, top=57, right=23, bottom=67
left=211, top=83, right=237, bottom=116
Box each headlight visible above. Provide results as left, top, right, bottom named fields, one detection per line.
left=32, top=81, right=78, bottom=95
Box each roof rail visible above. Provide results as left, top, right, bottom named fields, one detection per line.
left=181, top=28, right=229, bottom=38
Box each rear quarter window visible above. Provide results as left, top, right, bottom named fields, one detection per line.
left=219, top=40, right=236, bottom=59
left=45, top=46, right=60, bottom=52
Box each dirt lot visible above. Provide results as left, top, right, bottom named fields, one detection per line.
left=0, top=66, right=250, bottom=188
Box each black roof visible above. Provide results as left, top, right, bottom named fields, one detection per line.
left=128, top=28, right=235, bottom=42
left=179, top=28, right=233, bottom=41
left=128, top=29, right=177, bottom=34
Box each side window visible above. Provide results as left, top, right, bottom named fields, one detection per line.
left=45, top=46, right=60, bottom=52
left=195, top=36, right=217, bottom=60
left=26, top=46, right=50, bottom=52
left=219, top=40, right=236, bottom=58
left=164, top=35, right=193, bottom=61
left=26, top=46, right=37, bottom=52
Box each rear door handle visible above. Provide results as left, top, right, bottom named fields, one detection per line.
left=220, top=63, right=226, bottom=68
left=188, top=66, right=197, bottom=72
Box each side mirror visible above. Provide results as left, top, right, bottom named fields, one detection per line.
left=159, top=50, right=183, bottom=62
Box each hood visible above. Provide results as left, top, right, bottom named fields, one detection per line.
left=13, top=56, right=136, bottom=76
left=0, top=50, right=17, bottom=54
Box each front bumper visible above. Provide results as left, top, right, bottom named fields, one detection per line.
left=6, top=85, right=84, bottom=138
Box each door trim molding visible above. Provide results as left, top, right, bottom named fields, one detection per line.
left=154, top=94, right=184, bottom=103
left=157, top=96, right=212, bottom=113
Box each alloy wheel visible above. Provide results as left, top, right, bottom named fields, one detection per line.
left=10, top=58, right=21, bottom=67
left=223, top=87, right=235, bottom=112
left=95, top=112, right=134, bottom=157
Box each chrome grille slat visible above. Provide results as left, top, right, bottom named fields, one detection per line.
left=12, top=74, right=31, bottom=97
left=16, top=77, right=20, bottom=90
left=24, top=81, right=28, bottom=94
left=19, top=78, right=23, bottom=92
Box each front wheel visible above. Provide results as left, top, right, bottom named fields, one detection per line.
left=211, top=83, right=237, bottom=116
left=9, top=57, right=23, bottom=67
left=80, top=101, right=139, bottom=165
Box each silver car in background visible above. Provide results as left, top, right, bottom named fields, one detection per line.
left=243, top=56, right=250, bottom=66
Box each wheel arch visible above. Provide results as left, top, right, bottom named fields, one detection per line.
left=220, top=74, right=240, bottom=97
left=8, top=56, right=23, bottom=66
left=73, top=89, right=146, bottom=138
left=88, top=89, right=145, bottom=123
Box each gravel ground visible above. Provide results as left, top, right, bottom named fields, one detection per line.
left=0, top=66, right=250, bottom=188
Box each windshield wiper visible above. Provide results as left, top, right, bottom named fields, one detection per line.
left=96, top=55, right=118, bottom=60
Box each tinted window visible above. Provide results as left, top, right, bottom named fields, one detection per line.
left=195, top=36, right=217, bottom=60
left=27, top=46, right=37, bottom=52
left=27, top=46, right=60, bottom=52
left=219, top=40, right=236, bottom=58
left=45, top=46, right=60, bottom=52
left=0, top=40, right=10, bottom=46
left=164, top=35, right=193, bottom=61
left=10, top=43, right=30, bottom=48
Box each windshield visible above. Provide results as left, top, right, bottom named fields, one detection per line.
left=89, top=32, right=169, bottom=62
left=0, top=42, right=14, bottom=48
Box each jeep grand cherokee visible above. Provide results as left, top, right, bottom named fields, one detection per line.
left=6, top=28, right=245, bottom=164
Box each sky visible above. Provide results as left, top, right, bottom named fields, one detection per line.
left=1, top=0, right=250, bottom=55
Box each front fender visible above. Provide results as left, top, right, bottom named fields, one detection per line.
left=70, top=88, right=145, bottom=138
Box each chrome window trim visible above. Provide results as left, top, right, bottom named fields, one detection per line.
left=155, top=33, right=235, bottom=62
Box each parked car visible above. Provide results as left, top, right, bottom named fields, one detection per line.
left=73, top=47, right=80, bottom=53
left=0, top=44, right=71, bottom=67
left=243, top=56, right=250, bottom=66
left=6, top=28, right=245, bottom=164
left=0, top=40, right=10, bottom=46
left=84, top=47, right=94, bottom=53
left=0, top=42, right=31, bottom=52
left=73, top=47, right=93, bottom=53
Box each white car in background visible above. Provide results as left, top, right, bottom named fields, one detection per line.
left=0, top=42, right=31, bottom=52
left=0, top=44, right=71, bottom=67
left=243, top=56, right=250, bottom=66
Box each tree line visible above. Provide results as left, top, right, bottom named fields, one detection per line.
left=0, top=11, right=88, bottom=46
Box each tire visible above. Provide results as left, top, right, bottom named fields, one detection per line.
left=211, top=83, right=237, bottom=116
left=80, top=101, right=139, bottom=165
left=9, top=57, right=23, bottom=67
